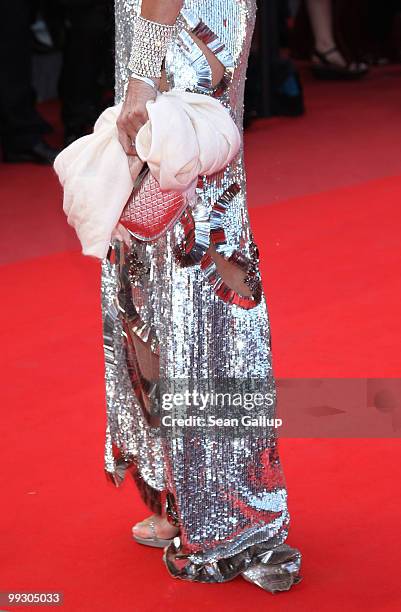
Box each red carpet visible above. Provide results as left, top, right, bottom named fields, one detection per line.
left=1, top=66, right=401, bottom=611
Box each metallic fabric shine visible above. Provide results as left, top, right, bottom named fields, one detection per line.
left=101, top=0, right=302, bottom=590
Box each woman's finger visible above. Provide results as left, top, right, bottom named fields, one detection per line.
left=118, top=127, right=135, bottom=156
left=117, top=119, right=138, bottom=156
left=127, top=154, right=144, bottom=180
left=126, top=108, right=148, bottom=137
left=123, top=113, right=139, bottom=139
left=119, top=116, right=143, bottom=156
left=116, top=79, right=156, bottom=157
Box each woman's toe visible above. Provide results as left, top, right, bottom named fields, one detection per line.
left=132, top=522, right=149, bottom=537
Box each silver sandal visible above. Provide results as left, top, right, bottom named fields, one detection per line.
left=132, top=515, right=176, bottom=548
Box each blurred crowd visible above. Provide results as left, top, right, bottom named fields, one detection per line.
left=0, top=0, right=114, bottom=164
left=0, top=0, right=400, bottom=165
left=245, top=0, right=401, bottom=125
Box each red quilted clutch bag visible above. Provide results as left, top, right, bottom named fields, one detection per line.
left=119, top=165, right=188, bottom=241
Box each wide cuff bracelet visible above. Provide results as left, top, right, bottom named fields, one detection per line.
left=128, top=15, right=177, bottom=79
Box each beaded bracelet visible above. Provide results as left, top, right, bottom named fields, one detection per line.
left=128, top=15, right=177, bottom=79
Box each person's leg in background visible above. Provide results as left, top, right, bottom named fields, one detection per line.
left=59, top=0, right=111, bottom=146
left=0, top=0, right=58, bottom=163
left=306, top=0, right=368, bottom=78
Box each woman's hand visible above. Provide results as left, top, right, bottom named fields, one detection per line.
left=117, top=78, right=159, bottom=156
left=113, top=78, right=159, bottom=241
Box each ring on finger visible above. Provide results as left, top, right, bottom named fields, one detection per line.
left=127, top=143, right=137, bottom=156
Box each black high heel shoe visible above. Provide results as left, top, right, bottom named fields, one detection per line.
left=311, top=47, right=368, bottom=81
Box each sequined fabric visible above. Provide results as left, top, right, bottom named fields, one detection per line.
left=101, top=0, right=302, bottom=590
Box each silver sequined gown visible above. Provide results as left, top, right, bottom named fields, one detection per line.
left=101, top=0, right=302, bottom=591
